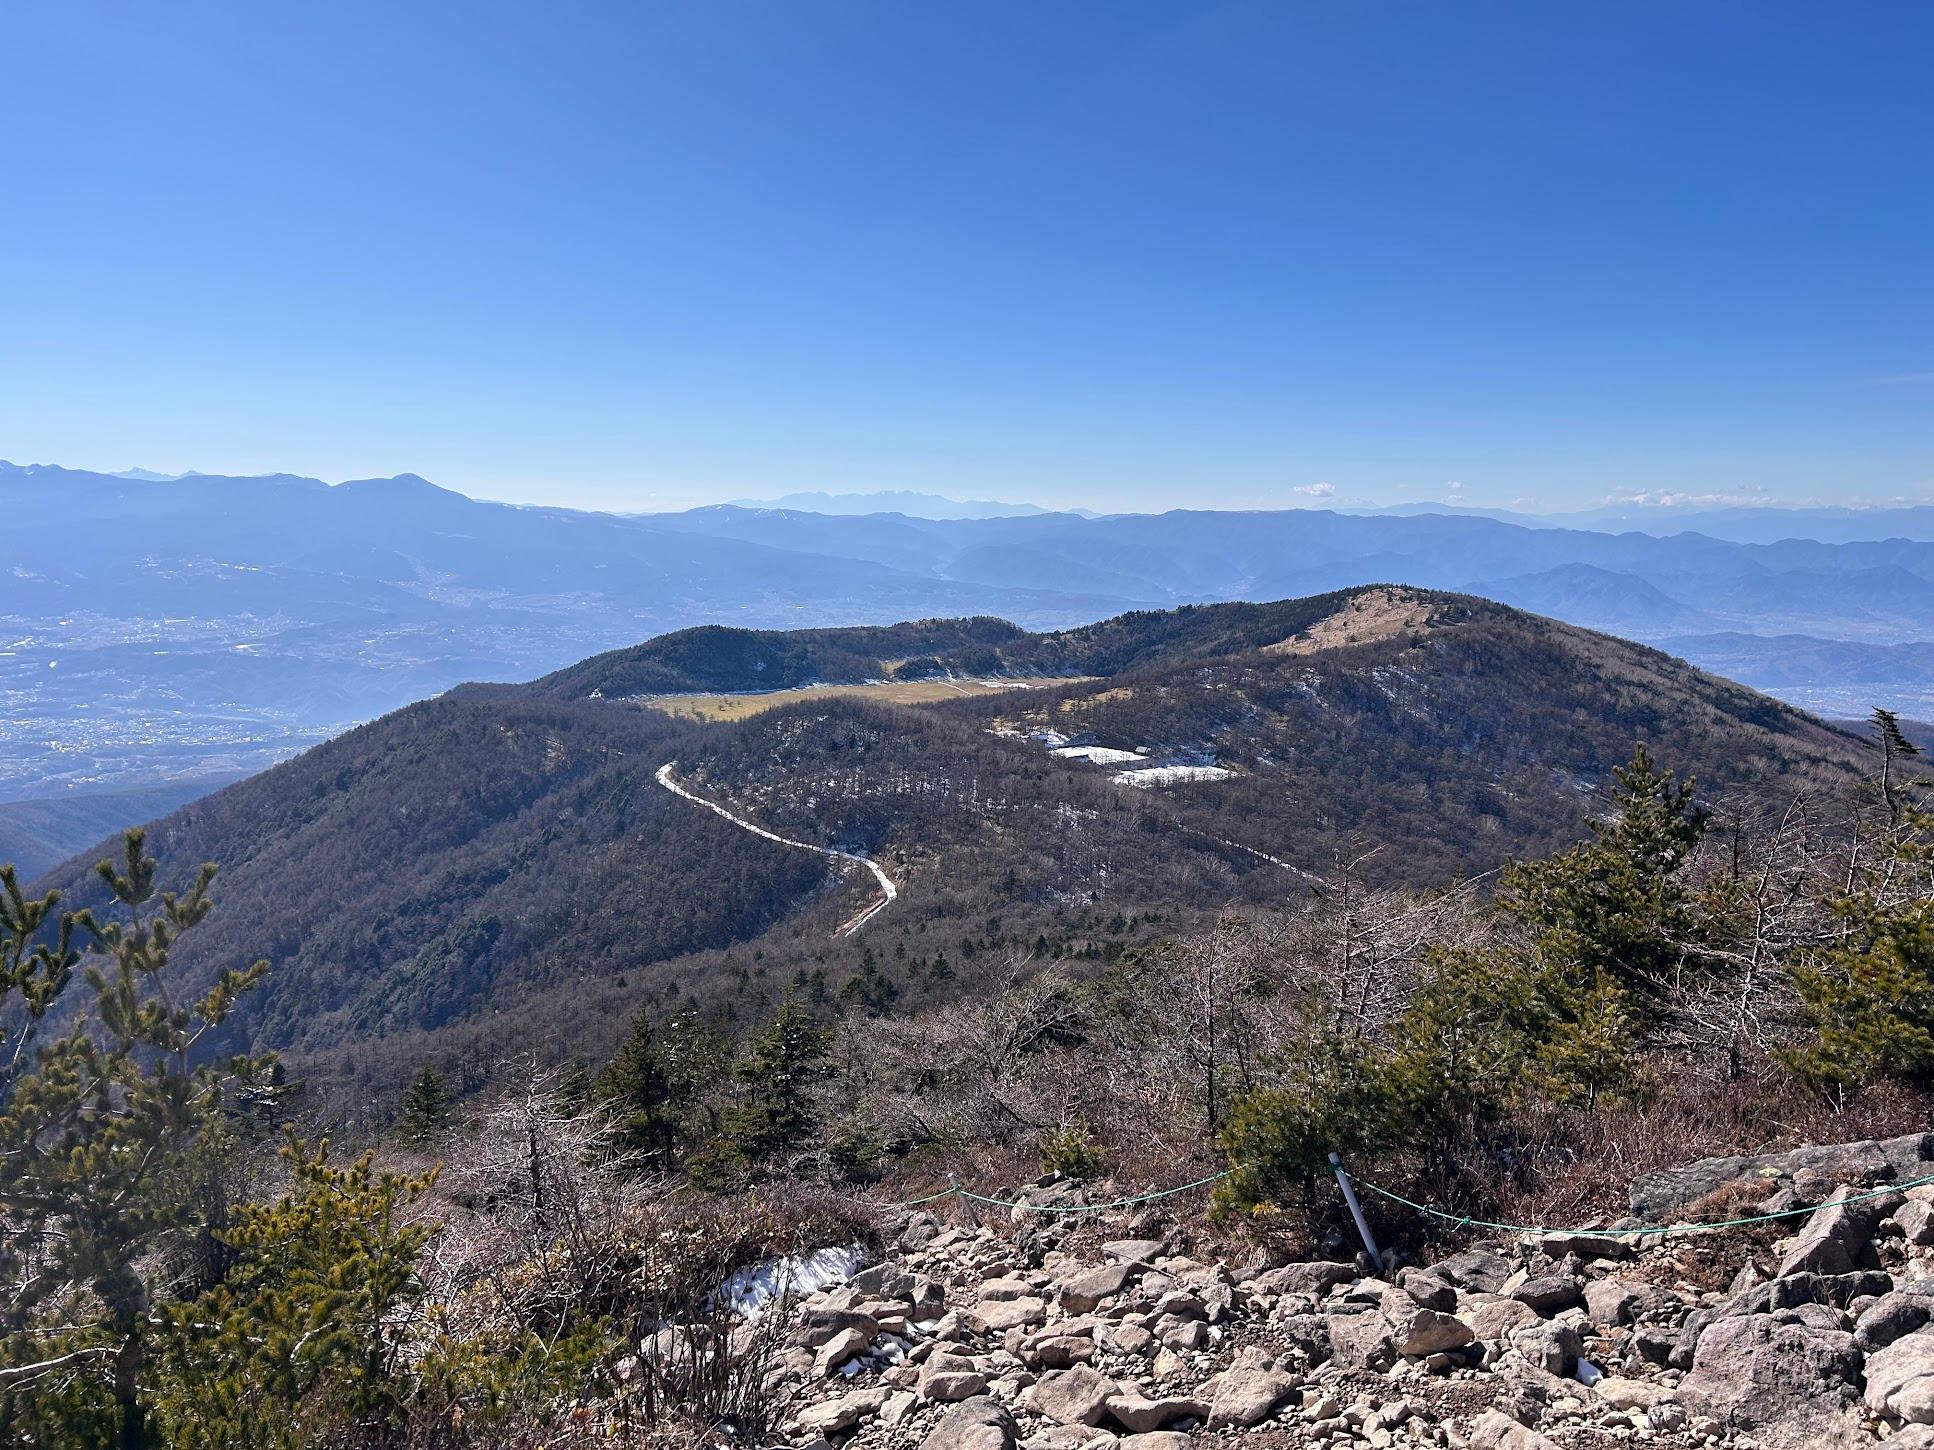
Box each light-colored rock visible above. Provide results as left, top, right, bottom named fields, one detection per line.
left=1018, top=1429, right=1115, bottom=1450
left=923, top=1368, right=992, bottom=1403
left=1524, top=1229, right=1632, bottom=1260
left=1898, top=1199, right=1934, bottom=1246
left=801, top=1308, right=881, bottom=1348
left=1206, top=1349, right=1295, bottom=1427
left=979, top=1278, right=1035, bottom=1302
left=1391, top=1307, right=1474, bottom=1357
left=1026, top=1366, right=1120, bottom=1427
left=1468, top=1410, right=1560, bottom=1449
left=1593, top=1376, right=1670, bottom=1411
left=1103, top=1238, right=1167, bottom=1264
left=1030, top=1334, right=1097, bottom=1369
left=1326, top=1309, right=1396, bottom=1370
left=1866, top=1327, right=1934, bottom=1426
left=1510, top=1320, right=1581, bottom=1377
left=1858, top=1291, right=1932, bottom=1351
left=971, top=1297, right=1049, bottom=1334
left=1778, top=1185, right=1888, bottom=1278
left=922, top=1397, right=1020, bottom=1450
left=1060, top=1263, right=1137, bottom=1314
left=1583, top=1278, right=1641, bottom=1327
left=795, top=1387, right=888, bottom=1434
left=1465, top=1295, right=1542, bottom=1343
left=815, top=1326, right=871, bottom=1376
left=1104, top=1389, right=1210, bottom=1433
left=1679, top=1314, right=1865, bottom=1449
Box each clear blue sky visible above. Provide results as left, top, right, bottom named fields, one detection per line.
left=2, top=1, right=1928, bottom=514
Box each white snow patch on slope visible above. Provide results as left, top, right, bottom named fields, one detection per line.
left=718, top=1244, right=867, bottom=1319
left=1114, top=765, right=1236, bottom=788
left=1051, top=745, right=1148, bottom=765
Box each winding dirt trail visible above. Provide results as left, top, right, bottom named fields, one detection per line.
left=655, top=762, right=897, bottom=936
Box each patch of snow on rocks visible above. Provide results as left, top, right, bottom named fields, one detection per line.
left=718, top=1243, right=867, bottom=1318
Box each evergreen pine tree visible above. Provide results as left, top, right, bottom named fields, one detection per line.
left=0, top=830, right=270, bottom=1446
left=597, top=1009, right=676, bottom=1163
left=1500, top=743, right=1706, bottom=1004
left=717, top=997, right=833, bottom=1166
left=396, top=1064, right=452, bottom=1148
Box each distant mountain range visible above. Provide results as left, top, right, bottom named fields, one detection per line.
left=1375, top=499, right=1934, bottom=545
left=723, top=489, right=1080, bottom=520
left=7, top=460, right=1934, bottom=801
left=33, top=587, right=1876, bottom=1112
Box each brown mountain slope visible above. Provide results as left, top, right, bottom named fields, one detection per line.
left=24, top=587, right=1874, bottom=1115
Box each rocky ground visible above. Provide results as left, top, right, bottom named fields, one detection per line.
left=758, top=1133, right=1934, bottom=1450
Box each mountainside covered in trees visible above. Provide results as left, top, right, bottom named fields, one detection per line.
left=30, top=588, right=1871, bottom=1111
left=14, top=462, right=1934, bottom=801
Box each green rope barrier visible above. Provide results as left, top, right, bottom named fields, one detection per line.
left=1347, top=1166, right=1934, bottom=1239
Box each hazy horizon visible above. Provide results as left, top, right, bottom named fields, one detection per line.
left=4, top=2, right=1928, bottom=516
left=14, top=457, right=1934, bottom=522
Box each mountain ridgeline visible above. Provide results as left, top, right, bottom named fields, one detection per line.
left=33, top=587, right=1874, bottom=1113
left=521, top=590, right=1446, bottom=699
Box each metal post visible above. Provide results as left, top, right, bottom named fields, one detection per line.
left=1328, top=1152, right=1385, bottom=1275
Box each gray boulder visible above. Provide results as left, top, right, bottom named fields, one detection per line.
left=814, top=1325, right=871, bottom=1376
left=1429, top=1249, right=1514, bottom=1294
left=1582, top=1278, right=1641, bottom=1327
left=1397, top=1267, right=1458, bottom=1311
left=922, top=1398, right=1019, bottom=1450
left=1103, top=1389, right=1209, bottom=1433
left=1026, top=1366, right=1119, bottom=1427
left=1898, top=1199, right=1934, bottom=1246
left=1679, top=1315, right=1865, bottom=1449
left=1858, top=1292, right=1932, bottom=1351
left=1468, top=1410, right=1560, bottom=1449
left=1510, top=1320, right=1581, bottom=1377
left=1254, top=1260, right=1357, bottom=1297
left=1325, top=1309, right=1397, bottom=1371
left=1206, top=1347, right=1295, bottom=1427
left=1392, top=1306, right=1475, bottom=1357
left=1059, top=1262, right=1137, bottom=1314
left=1509, top=1275, right=1582, bottom=1314
left=1866, top=1327, right=1934, bottom=1426
left=1778, top=1184, right=1895, bottom=1277
left=1629, top=1132, right=1933, bottom=1221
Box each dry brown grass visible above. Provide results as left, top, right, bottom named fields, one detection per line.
left=1264, top=585, right=1436, bottom=656
left=1372, top=1070, right=1934, bottom=1255
left=640, top=675, right=1084, bottom=722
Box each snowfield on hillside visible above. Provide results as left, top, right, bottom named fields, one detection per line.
left=1114, top=764, right=1236, bottom=787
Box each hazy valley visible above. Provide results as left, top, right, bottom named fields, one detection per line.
left=7, top=463, right=1934, bottom=819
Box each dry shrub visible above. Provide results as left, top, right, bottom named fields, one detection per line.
left=628, top=1301, right=798, bottom=1445
left=1370, top=1064, right=1934, bottom=1254
left=1681, top=1175, right=1778, bottom=1224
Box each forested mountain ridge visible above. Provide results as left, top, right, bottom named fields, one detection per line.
left=28, top=587, right=1873, bottom=1112
left=12, top=462, right=1934, bottom=801
left=523, top=588, right=1465, bottom=699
